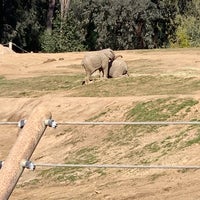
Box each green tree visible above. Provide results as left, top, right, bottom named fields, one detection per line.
left=73, top=0, right=178, bottom=50
left=171, top=0, right=200, bottom=47
left=41, top=11, right=85, bottom=52
left=1, top=0, right=198, bottom=52
left=0, top=0, right=18, bottom=44
left=0, top=0, right=48, bottom=52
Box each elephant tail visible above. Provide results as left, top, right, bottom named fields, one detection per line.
left=81, top=59, right=87, bottom=85
left=81, top=59, right=85, bottom=68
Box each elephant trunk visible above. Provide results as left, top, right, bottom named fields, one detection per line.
left=114, top=54, right=123, bottom=60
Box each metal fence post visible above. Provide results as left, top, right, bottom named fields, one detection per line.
left=8, top=42, right=12, bottom=50
left=0, top=106, right=52, bottom=199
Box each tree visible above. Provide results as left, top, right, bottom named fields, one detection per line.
left=0, top=0, right=48, bottom=52
left=46, top=0, right=56, bottom=33
left=171, top=0, right=200, bottom=47
left=73, top=0, right=178, bottom=50
left=41, top=10, right=85, bottom=52
left=1, top=0, right=198, bottom=52
left=60, top=0, right=70, bottom=20
left=0, top=0, right=18, bottom=44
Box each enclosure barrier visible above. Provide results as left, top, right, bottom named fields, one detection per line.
left=57, top=121, right=200, bottom=125
left=1, top=119, right=200, bottom=199
left=2, top=42, right=29, bottom=53
left=2, top=120, right=200, bottom=126
left=22, top=161, right=200, bottom=170
left=0, top=107, right=51, bottom=200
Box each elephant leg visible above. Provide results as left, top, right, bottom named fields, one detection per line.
left=83, top=69, right=92, bottom=85
left=104, top=66, right=109, bottom=79
left=85, top=74, right=91, bottom=84
left=99, top=67, right=104, bottom=78
left=102, top=60, right=109, bottom=79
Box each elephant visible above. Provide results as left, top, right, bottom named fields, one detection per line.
left=108, top=56, right=129, bottom=78
left=81, top=48, right=116, bottom=85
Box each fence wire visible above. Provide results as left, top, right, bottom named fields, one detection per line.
left=1, top=120, right=200, bottom=170
left=1, top=121, right=200, bottom=126
left=32, top=163, right=200, bottom=170
left=0, top=122, right=18, bottom=125
left=57, top=121, right=200, bottom=125
left=12, top=43, right=29, bottom=53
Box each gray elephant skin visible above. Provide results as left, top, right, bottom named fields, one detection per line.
left=109, top=57, right=128, bottom=78
left=81, top=48, right=115, bottom=85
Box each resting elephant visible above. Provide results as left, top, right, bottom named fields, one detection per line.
left=81, top=48, right=116, bottom=85
left=108, top=56, right=129, bottom=78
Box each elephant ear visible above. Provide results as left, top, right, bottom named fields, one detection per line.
left=101, top=48, right=115, bottom=60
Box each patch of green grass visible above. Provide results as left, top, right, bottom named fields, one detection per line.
left=125, top=149, right=145, bottom=159
left=86, top=110, right=108, bottom=121
left=123, top=127, right=196, bottom=164
left=149, top=172, right=166, bottom=182
left=1, top=73, right=200, bottom=97
left=125, top=97, right=198, bottom=132
left=144, top=142, right=161, bottom=153
left=39, top=167, right=81, bottom=183
left=94, top=169, right=107, bottom=176
left=67, top=147, right=99, bottom=164
left=185, top=132, right=200, bottom=147
left=129, top=98, right=169, bottom=120
left=39, top=146, right=100, bottom=183
left=160, top=130, right=187, bottom=153
left=104, top=128, right=143, bottom=146
left=69, top=75, right=200, bottom=97
left=102, top=97, right=199, bottom=164
left=0, top=75, right=83, bottom=97
left=104, top=98, right=199, bottom=147
left=17, top=178, right=41, bottom=188
left=55, top=128, right=73, bottom=137
left=127, top=98, right=198, bottom=122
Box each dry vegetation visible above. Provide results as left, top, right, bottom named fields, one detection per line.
left=1, top=48, right=200, bottom=200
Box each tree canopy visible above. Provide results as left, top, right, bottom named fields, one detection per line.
left=0, top=0, right=199, bottom=52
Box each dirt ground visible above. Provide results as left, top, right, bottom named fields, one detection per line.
left=1, top=46, right=200, bottom=199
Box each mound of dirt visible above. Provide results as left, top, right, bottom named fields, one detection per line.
left=0, top=44, right=15, bottom=54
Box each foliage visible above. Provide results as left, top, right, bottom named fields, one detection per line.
left=71, top=0, right=178, bottom=50
left=170, top=0, right=200, bottom=47
left=1, top=0, right=47, bottom=52
left=1, top=0, right=200, bottom=52
left=41, top=11, right=85, bottom=52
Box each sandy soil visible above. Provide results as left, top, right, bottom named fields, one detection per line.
left=1, top=47, right=200, bottom=199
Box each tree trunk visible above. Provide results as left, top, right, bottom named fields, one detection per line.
left=0, top=1, right=3, bottom=41
left=46, top=0, right=55, bottom=33
left=60, top=0, right=71, bottom=20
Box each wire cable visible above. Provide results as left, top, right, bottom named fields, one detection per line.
left=33, top=163, right=200, bottom=170
left=1, top=121, right=200, bottom=126
left=0, top=122, right=18, bottom=125
left=57, top=121, right=200, bottom=125
left=12, top=43, right=29, bottom=53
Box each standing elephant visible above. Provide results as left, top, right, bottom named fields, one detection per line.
left=108, top=56, right=129, bottom=78
left=81, top=48, right=116, bottom=85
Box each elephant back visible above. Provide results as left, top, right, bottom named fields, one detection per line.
left=100, top=48, right=115, bottom=60
left=109, top=59, right=128, bottom=78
